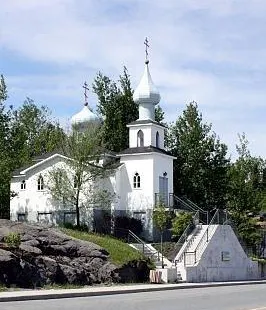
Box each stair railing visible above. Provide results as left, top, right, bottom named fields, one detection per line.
left=169, top=194, right=209, bottom=224
left=173, top=211, right=201, bottom=264
left=126, top=229, right=161, bottom=262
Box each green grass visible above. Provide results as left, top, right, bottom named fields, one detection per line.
left=0, top=284, right=8, bottom=292
left=62, top=229, right=144, bottom=266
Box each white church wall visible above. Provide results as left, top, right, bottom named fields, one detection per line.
left=120, top=154, right=154, bottom=239
left=129, top=126, right=152, bottom=148
left=153, top=153, right=174, bottom=198
left=150, top=126, right=165, bottom=149
left=128, top=124, right=165, bottom=149
left=10, top=155, right=118, bottom=227
left=186, top=225, right=259, bottom=282
left=10, top=156, right=68, bottom=223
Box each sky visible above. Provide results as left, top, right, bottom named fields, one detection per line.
left=1, top=0, right=266, bottom=159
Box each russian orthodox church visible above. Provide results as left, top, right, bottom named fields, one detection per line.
left=10, top=51, right=175, bottom=240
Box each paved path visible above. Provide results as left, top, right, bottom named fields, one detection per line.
left=1, top=284, right=266, bottom=310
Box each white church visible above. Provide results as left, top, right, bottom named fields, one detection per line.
left=10, top=55, right=175, bottom=240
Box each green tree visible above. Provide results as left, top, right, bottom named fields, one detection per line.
left=227, top=133, right=266, bottom=246
left=93, top=67, right=138, bottom=152
left=0, top=75, right=11, bottom=217
left=167, top=101, right=229, bottom=211
left=171, top=211, right=193, bottom=239
left=10, top=98, right=65, bottom=164
left=153, top=202, right=171, bottom=268
left=48, top=124, right=115, bottom=227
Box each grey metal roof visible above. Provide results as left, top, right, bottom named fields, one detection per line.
left=118, top=145, right=174, bottom=156
left=127, top=119, right=166, bottom=128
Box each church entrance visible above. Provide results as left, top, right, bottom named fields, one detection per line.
left=159, top=176, right=168, bottom=206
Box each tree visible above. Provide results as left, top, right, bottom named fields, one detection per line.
left=93, top=67, right=138, bottom=152
left=171, top=211, right=193, bottom=240
left=10, top=98, right=65, bottom=165
left=48, top=124, right=116, bottom=227
left=167, top=101, right=230, bottom=211
left=227, top=133, right=266, bottom=247
left=0, top=75, right=11, bottom=217
left=153, top=202, right=171, bottom=268
left=93, top=67, right=165, bottom=152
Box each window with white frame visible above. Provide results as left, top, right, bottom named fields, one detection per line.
left=37, top=175, right=44, bottom=191
left=20, top=180, right=26, bottom=190
left=137, top=130, right=144, bottom=147
left=133, top=173, right=141, bottom=189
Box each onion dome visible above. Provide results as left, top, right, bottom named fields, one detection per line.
left=133, top=60, right=161, bottom=120
left=71, top=103, right=100, bottom=132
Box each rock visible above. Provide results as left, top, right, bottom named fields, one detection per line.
left=19, top=244, right=42, bottom=255
left=0, top=220, right=119, bottom=288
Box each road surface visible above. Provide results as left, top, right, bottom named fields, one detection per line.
left=1, top=284, right=266, bottom=310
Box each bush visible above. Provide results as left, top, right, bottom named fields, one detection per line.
left=4, top=232, right=21, bottom=248
left=171, top=211, right=193, bottom=239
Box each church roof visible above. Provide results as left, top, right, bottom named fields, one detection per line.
left=118, top=145, right=174, bottom=157
left=127, top=119, right=166, bottom=128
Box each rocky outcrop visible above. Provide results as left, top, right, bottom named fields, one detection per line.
left=0, top=220, right=120, bottom=288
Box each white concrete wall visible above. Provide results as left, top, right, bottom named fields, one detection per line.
left=128, top=124, right=165, bottom=149
left=185, top=225, right=259, bottom=282
left=120, top=154, right=154, bottom=239
left=153, top=153, right=174, bottom=196
left=10, top=155, right=116, bottom=225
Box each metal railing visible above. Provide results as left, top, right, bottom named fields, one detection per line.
left=169, top=194, right=209, bottom=224
left=115, top=228, right=161, bottom=262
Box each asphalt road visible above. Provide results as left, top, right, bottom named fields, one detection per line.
left=1, top=284, right=266, bottom=310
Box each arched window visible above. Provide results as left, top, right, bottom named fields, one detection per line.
left=37, top=175, right=44, bottom=191
left=156, top=131, right=160, bottom=148
left=133, top=173, right=141, bottom=189
left=137, top=130, right=144, bottom=147
left=74, top=175, right=78, bottom=189
left=20, top=180, right=26, bottom=190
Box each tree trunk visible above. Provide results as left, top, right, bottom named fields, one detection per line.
left=160, top=231, right=164, bottom=269
left=75, top=190, right=80, bottom=227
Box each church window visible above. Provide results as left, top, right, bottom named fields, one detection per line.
left=74, top=175, right=78, bottom=189
left=133, top=173, right=141, bottom=189
left=137, top=130, right=144, bottom=147
left=20, top=180, right=26, bottom=190
left=156, top=131, right=160, bottom=148
left=37, top=175, right=44, bottom=191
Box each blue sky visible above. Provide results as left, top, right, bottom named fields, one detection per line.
left=1, top=0, right=266, bottom=159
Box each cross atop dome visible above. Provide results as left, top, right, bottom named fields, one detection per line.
left=70, top=82, right=100, bottom=132
left=133, top=38, right=161, bottom=121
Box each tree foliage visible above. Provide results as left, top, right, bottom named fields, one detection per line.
left=93, top=67, right=138, bottom=152
left=171, top=212, right=193, bottom=239
left=167, top=101, right=230, bottom=211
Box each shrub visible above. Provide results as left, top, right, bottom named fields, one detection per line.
left=171, top=211, right=193, bottom=239
left=4, top=232, right=21, bottom=248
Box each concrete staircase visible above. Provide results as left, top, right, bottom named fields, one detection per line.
left=174, top=224, right=219, bottom=281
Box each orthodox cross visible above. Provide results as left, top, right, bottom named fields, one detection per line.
left=83, top=81, right=89, bottom=106
left=144, top=37, right=149, bottom=62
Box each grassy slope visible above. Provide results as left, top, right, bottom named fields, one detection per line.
left=62, top=229, right=143, bottom=266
